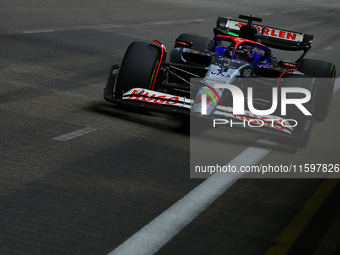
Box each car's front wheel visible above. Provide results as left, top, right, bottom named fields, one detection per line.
left=115, top=41, right=162, bottom=99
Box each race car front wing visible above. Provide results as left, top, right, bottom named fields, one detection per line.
left=104, top=65, right=308, bottom=139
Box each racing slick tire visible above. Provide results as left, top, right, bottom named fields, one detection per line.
left=115, top=41, right=162, bottom=99
left=176, top=34, right=214, bottom=51
left=170, top=34, right=214, bottom=64
left=279, top=76, right=317, bottom=147
left=298, top=59, right=336, bottom=121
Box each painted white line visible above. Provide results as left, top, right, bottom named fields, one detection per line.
left=156, top=19, right=204, bottom=25
left=53, top=127, right=97, bottom=141
left=325, top=47, right=333, bottom=50
left=109, top=77, right=340, bottom=255
left=19, top=19, right=206, bottom=35
left=155, top=21, right=171, bottom=25
left=191, top=19, right=205, bottom=23
left=334, top=77, right=340, bottom=93
left=108, top=139, right=277, bottom=255
left=101, top=25, right=124, bottom=29
left=23, top=29, right=55, bottom=34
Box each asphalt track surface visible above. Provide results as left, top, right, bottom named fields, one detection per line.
left=1, top=1, right=340, bottom=254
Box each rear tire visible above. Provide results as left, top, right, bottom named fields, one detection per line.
left=176, top=34, right=214, bottom=51
left=115, top=42, right=162, bottom=99
left=170, top=33, right=214, bottom=64
left=298, top=59, right=336, bottom=121
left=279, top=76, right=317, bottom=147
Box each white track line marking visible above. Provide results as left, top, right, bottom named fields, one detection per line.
left=23, top=29, right=55, bottom=34
left=191, top=19, right=205, bottom=23
left=20, top=19, right=205, bottom=34
left=334, top=77, right=340, bottom=93
left=108, top=139, right=277, bottom=255
left=101, top=25, right=124, bottom=29
left=325, top=47, right=333, bottom=50
left=53, top=127, right=97, bottom=142
left=155, top=21, right=171, bottom=25
left=109, top=78, right=340, bottom=255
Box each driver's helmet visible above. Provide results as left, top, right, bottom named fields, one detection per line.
left=235, top=45, right=252, bottom=61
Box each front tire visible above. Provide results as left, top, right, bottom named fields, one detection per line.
left=115, top=41, right=162, bottom=99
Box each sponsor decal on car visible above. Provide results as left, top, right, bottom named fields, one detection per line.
left=226, top=19, right=304, bottom=42
left=262, top=27, right=303, bottom=42
left=123, top=89, right=192, bottom=108
left=226, top=20, right=262, bottom=33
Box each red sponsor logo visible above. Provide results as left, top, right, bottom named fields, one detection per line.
left=234, top=22, right=246, bottom=28
left=282, top=62, right=298, bottom=68
left=262, top=28, right=300, bottom=41
left=234, top=22, right=262, bottom=33
left=175, top=40, right=191, bottom=48
left=231, top=21, right=301, bottom=42
left=128, top=90, right=179, bottom=105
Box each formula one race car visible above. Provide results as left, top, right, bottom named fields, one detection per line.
left=104, top=15, right=336, bottom=147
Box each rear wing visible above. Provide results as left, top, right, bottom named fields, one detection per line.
left=214, top=17, right=314, bottom=52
